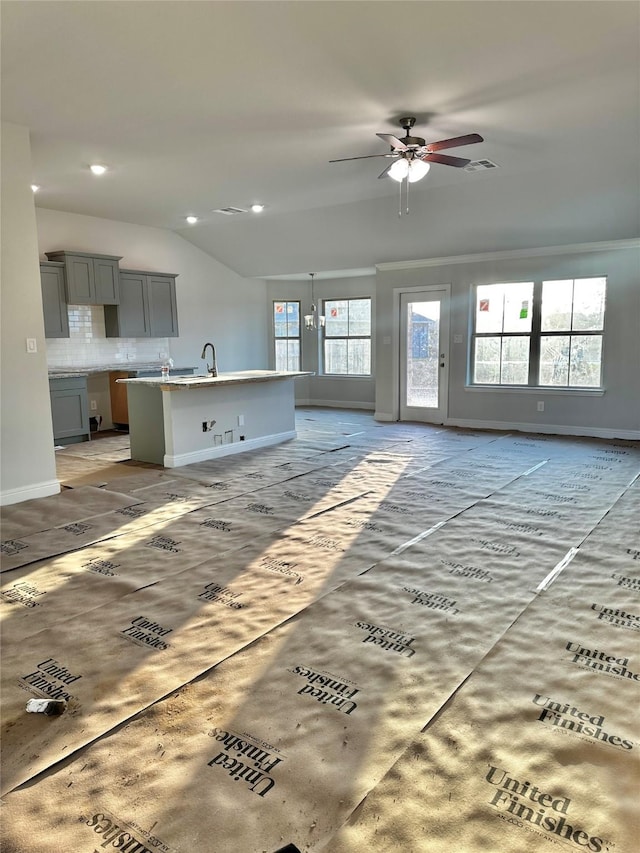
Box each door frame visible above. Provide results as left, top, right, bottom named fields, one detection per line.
left=392, top=283, right=451, bottom=423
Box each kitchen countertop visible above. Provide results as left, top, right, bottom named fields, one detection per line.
left=118, top=370, right=313, bottom=390
left=48, top=364, right=196, bottom=378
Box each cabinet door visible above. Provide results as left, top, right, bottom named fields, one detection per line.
left=148, top=275, right=179, bottom=337
left=40, top=265, right=69, bottom=338
left=49, top=379, right=90, bottom=441
left=65, top=255, right=95, bottom=304
left=117, top=273, right=151, bottom=336
left=109, top=371, right=130, bottom=426
left=94, top=258, right=120, bottom=304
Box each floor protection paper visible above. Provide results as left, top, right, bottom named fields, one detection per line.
left=0, top=485, right=141, bottom=559
left=1, top=413, right=638, bottom=852
left=0, top=559, right=555, bottom=853
left=327, top=558, right=640, bottom=853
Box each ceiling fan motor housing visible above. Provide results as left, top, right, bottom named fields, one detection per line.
left=401, top=136, right=426, bottom=149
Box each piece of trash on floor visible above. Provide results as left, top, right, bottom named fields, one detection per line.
left=26, top=698, right=67, bottom=716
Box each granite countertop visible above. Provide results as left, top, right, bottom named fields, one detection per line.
left=48, top=364, right=196, bottom=378
left=118, top=370, right=313, bottom=390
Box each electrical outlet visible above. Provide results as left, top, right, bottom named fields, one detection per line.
left=90, top=400, right=98, bottom=411
left=537, top=401, right=545, bottom=412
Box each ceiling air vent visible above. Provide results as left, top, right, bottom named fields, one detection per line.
left=464, top=159, right=500, bottom=173
left=212, top=206, right=248, bottom=216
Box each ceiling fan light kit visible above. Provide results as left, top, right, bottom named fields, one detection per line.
left=388, top=156, right=431, bottom=183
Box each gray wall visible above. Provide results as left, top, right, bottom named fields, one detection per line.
left=1, top=123, right=59, bottom=504
left=266, top=274, right=376, bottom=410
left=375, top=243, right=640, bottom=438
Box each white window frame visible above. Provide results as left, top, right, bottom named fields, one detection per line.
left=322, top=296, right=372, bottom=377
left=273, top=300, right=301, bottom=372
left=470, top=277, right=607, bottom=390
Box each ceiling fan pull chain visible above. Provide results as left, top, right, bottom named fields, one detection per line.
left=398, top=178, right=402, bottom=217
left=406, top=174, right=410, bottom=215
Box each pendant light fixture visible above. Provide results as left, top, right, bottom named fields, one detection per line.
left=304, top=273, right=325, bottom=331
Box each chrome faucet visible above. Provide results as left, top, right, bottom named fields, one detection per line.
left=201, top=342, right=217, bottom=377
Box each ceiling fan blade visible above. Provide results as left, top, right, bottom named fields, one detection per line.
left=376, top=133, right=408, bottom=151
left=426, top=133, right=484, bottom=152
left=377, top=163, right=394, bottom=179
left=422, top=152, right=471, bottom=168
left=329, top=153, right=396, bottom=163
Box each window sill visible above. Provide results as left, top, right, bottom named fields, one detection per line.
left=465, top=385, right=604, bottom=397
left=315, top=374, right=374, bottom=380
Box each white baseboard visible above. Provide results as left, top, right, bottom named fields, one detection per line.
left=299, top=400, right=375, bottom=411
left=164, top=430, right=297, bottom=467
left=0, top=478, right=60, bottom=506
left=374, top=411, right=396, bottom=422
left=445, top=418, right=640, bottom=441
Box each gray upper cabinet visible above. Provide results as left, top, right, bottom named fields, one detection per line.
left=45, top=251, right=122, bottom=305
left=106, top=272, right=150, bottom=337
left=148, top=274, right=179, bottom=337
left=104, top=270, right=179, bottom=338
left=40, top=261, right=69, bottom=338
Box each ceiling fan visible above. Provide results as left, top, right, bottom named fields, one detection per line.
left=330, top=116, right=483, bottom=182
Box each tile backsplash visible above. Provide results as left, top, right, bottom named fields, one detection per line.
left=46, top=305, right=170, bottom=368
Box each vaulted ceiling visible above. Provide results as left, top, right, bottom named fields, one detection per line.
left=2, top=1, right=638, bottom=278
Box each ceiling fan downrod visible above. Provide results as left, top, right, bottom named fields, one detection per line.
left=397, top=116, right=425, bottom=149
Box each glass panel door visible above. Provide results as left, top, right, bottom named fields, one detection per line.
left=399, top=288, right=450, bottom=423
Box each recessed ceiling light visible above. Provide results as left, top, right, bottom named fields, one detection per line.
left=251, top=204, right=265, bottom=213
left=31, top=184, right=40, bottom=193
left=186, top=216, right=198, bottom=224
left=90, top=164, right=107, bottom=176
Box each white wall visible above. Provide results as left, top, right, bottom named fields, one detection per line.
left=266, top=274, right=376, bottom=409
left=1, top=124, right=59, bottom=505
left=376, top=242, right=640, bottom=438
left=36, top=208, right=269, bottom=373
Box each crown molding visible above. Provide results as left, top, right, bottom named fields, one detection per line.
left=376, top=239, right=640, bottom=272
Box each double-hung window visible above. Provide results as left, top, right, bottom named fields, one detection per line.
left=471, top=277, right=606, bottom=387
left=323, top=298, right=371, bottom=375
left=273, top=301, right=300, bottom=371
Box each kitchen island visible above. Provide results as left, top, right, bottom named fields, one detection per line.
left=117, top=370, right=311, bottom=467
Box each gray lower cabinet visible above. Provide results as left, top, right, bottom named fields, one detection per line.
left=49, top=376, right=90, bottom=445
left=40, top=261, right=69, bottom=338
left=104, top=270, right=179, bottom=338
left=45, top=251, right=122, bottom=305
